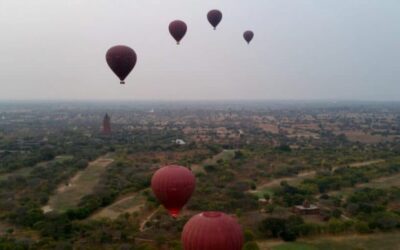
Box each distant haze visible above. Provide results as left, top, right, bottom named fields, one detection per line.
left=0, top=0, right=399, bottom=101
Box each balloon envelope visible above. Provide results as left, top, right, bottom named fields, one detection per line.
left=169, top=20, right=187, bottom=45
left=243, top=31, right=254, bottom=44
left=151, top=165, right=195, bottom=217
left=207, top=10, right=223, bottom=30
left=106, top=45, right=137, bottom=84
left=182, top=211, right=244, bottom=250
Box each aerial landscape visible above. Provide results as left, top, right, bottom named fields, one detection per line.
left=1, top=101, right=400, bottom=249
left=0, top=0, right=400, bottom=249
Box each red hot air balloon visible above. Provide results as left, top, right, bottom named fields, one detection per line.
left=169, top=20, right=187, bottom=45
left=207, top=10, right=223, bottom=30
left=243, top=31, right=254, bottom=44
left=106, top=45, right=137, bottom=84
left=182, top=211, right=244, bottom=250
left=151, top=165, right=195, bottom=217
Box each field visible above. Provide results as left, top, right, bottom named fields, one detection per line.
left=249, top=170, right=316, bottom=200
left=90, top=192, right=146, bottom=220
left=0, top=167, right=33, bottom=181
left=258, top=232, right=400, bottom=250
left=359, top=172, right=400, bottom=189
left=341, top=131, right=396, bottom=144
left=126, top=149, right=209, bottom=165
left=204, top=149, right=235, bottom=164
left=191, top=149, right=235, bottom=174
left=258, top=123, right=280, bottom=134
left=43, top=156, right=113, bottom=213
left=0, top=221, right=38, bottom=240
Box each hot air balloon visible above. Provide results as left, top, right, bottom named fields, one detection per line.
left=169, top=20, right=187, bottom=45
left=243, top=31, right=254, bottom=44
left=151, top=165, right=195, bottom=217
left=182, top=211, right=244, bottom=250
left=207, top=10, right=223, bottom=30
left=106, top=45, right=137, bottom=84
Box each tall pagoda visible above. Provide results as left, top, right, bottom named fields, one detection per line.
left=102, top=113, right=111, bottom=134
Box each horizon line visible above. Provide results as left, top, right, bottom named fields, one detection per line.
left=1, top=98, right=400, bottom=103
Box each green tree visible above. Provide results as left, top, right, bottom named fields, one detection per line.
left=259, top=217, right=286, bottom=238
left=244, top=229, right=255, bottom=242
left=281, top=228, right=297, bottom=242
left=243, top=241, right=260, bottom=250
left=155, top=235, right=166, bottom=248
left=169, top=240, right=183, bottom=250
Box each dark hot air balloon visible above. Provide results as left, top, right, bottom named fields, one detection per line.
left=207, top=10, right=223, bottom=30
left=106, top=45, right=137, bottom=84
left=182, top=211, right=244, bottom=250
left=151, top=165, right=195, bottom=217
left=169, top=20, right=187, bottom=45
left=243, top=30, right=254, bottom=44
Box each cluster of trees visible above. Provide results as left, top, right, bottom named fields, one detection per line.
left=273, top=181, right=313, bottom=207
left=259, top=216, right=305, bottom=241
left=0, top=130, right=116, bottom=243
left=0, top=238, right=31, bottom=250
left=188, top=153, right=259, bottom=212
left=305, top=164, right=400, bottom=193
left=0, top=156, right=93, bottom=226
left=0, top=155, right=91, bottom=247
left=345, top=187, right=400, bottom=231
left=0, top=146, right=56, bottom=173
left=259, top=213, right=400, bottom=243
left=272, top=163, right=400, bottom=208
left=0, top=213, right=142, bottom=250
left=243, top=229, right=260, bottom=250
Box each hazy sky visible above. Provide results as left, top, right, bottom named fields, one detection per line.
left=0, top=0, right=399, bottom=101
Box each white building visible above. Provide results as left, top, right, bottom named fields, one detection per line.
left=175, top=139, right=186, bottom=145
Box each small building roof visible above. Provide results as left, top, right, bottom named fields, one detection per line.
left=294, top=204, right=319, bottom=210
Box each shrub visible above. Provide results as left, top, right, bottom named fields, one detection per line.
left=243, top=241, right=260, bottom=250
left=244, top=229, right=255, bottom=242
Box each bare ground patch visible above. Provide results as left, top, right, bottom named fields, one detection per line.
left=340, top=131, right=396, bottom=144
left=90, top=192, right=146, bottom=220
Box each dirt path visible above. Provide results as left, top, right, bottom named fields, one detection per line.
left=357, top=171, right=400, bottom=189
left=56, top=171, right=83, bottom=193
left=90, top=192, right=145, bottom=220
left=349, top=159, right=384, bottom=168
left=253, top=170, right=316, bottom=192
left=332, top=159, right=385, bottom=171
left=140, top=207, right=160, bottom=232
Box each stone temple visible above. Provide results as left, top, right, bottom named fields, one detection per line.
left=102, top=113, right=111, bottom=134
